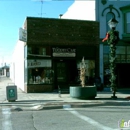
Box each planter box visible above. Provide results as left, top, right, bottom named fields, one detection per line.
left=70, top=86, right=97, bottom=99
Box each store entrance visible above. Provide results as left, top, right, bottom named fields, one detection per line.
left=54, top=59, right=78, bottom=90
left=116, top=63, right=130, bottom=88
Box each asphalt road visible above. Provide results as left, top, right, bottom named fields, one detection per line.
left=0, top=76, right=130, bottom=130
left=0, top=104, right=130, bottom=130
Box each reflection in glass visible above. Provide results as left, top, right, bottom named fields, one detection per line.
left=77, top=60, right=95, bottom=85
left=28, top=68, right=53, bottom=84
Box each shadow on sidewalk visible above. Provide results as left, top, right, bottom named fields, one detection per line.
left=117, top=90, right=130, bottom=94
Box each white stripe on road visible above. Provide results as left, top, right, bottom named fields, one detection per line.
left=63, top=105, right=118, bottom=130
left=2, top=108, right=13, bottom=130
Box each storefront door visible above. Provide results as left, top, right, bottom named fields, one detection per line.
left=116, top=63, right=130, bottom=88
left=54, top=60, right=68, bottom=89
left=54, top=59, right=77, bottom=89
left=56, top=61, right=67, bottom=83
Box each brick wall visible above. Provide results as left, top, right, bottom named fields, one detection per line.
left=25, top=17, right=99, bottom=46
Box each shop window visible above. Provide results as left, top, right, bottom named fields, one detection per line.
left=126, top=12, right=130, bottom=33
left=120, top=5, right=130, bottom=35
left=120, top=55, right=126, bottom=62
left=116, top=46, right=125, bottom=54
left=28, top=68, right=53, bottom=84
left=27, top=60, right=53, bottom=84
left=127, top=55, right=130, bottom=62
left=116, top=54, right=121, bottom=62
left=103, top=46, right=109, bottom=53
left=77, top=59, right=95, bottom=85
left=103, top=54, right=109, bottom=63
left=104, top=65, right=110, bottom=87
left=77, top=60, right=95, bottom=77
left=127, top=46, right=130, bottom=54
left=27, top=46, right=51, bottom=57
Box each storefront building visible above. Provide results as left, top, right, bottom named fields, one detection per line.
left=61, top=0, right=130, bottom=89
left=11, top=17, right=99, bottom=93
left=0, top=64, right=10, bottom=77
left=96, top=1, right=130, bottom=88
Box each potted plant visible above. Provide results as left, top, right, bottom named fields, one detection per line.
left=70, top=57, right=97, bottom=99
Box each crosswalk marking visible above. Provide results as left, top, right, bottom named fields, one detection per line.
left=63, top=104, right=118, bottom=130
left=2, top=108, right=13, bottom=130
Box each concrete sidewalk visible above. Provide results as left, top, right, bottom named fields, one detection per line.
left=0, top=76, right=130, bottom=110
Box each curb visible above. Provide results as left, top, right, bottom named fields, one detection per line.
left=0, top=99, right=130, bottom=111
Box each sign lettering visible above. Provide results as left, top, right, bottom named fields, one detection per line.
left=52, top=47, right=76, bottom=57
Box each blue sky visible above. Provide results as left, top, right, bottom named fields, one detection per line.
left=0, top=0, right=74, bottom=66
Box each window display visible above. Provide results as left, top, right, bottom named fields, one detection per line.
left=77, top=60, right=95, bottom=77
left=27, top=59, right=53, bottom=84
left=28, top=68, right=54, bottom=84
left=27, top=46, right=51, bottom=57
left=77, top=59, right=95, bottom=85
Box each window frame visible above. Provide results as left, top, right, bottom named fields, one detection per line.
left=120, top=5, right=130, bottom=34
left=25, top=59, right=54, bottom=85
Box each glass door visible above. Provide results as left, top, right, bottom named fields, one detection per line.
left=56, top=62, right=67, bottom=83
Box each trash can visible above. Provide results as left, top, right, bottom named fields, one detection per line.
left=6, top=83, right=17, bottom=102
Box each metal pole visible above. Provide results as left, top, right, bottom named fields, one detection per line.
left=102, top=21, right=119, bottom=99
left=109, top=37, right=117, bottom=98
left=58, top=85, right=61, bottom=98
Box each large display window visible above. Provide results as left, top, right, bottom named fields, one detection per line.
left=27, top=46, right=51, bottom=57
left=27, top=60, right=54, bottom=84
left=77, top=59, right=95, bottom=77
left=77, top=59, right=95, bottom=85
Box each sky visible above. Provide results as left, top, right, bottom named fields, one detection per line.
left=0, top=0, right=74, bottom=66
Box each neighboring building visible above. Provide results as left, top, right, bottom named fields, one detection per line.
left=10, top=40, right=24, bottom=90
left=61, top=0, right=130, bottom=88
left=10, top=17, right=99, bottom=93
left=0, top=65, right=10, bottom=77
left=96, top=0, right=130, bottom=88
left=0, top=67, right=2, bottom=76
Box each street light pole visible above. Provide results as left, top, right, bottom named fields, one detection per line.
left=102, top=18, right=119, bottom=99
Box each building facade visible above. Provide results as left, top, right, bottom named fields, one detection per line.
left=0, top=65, right=10, bottom=77
left=61, top=0, right=130, bottom=88
left=11, top=17, right=99, bottom=93
left=96, top=0, right=130, bottom=88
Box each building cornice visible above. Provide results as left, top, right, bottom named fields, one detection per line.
left=120, top=4, right=130, bottom=13
left=102, top=5, right=120, bottom=18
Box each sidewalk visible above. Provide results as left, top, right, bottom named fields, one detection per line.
left=0, top=76, right=130, bottom=110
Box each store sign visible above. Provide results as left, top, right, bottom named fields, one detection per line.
left=19, top=28, right=27, bottom=42
left=8, top=89, right=15, bottom=98
left=28, top=60, right=51, bottom=68
left=52, top=47, right=76, bottom=57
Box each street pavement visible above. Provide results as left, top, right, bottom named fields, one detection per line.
left=0, top=76, right=130, bottom=111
